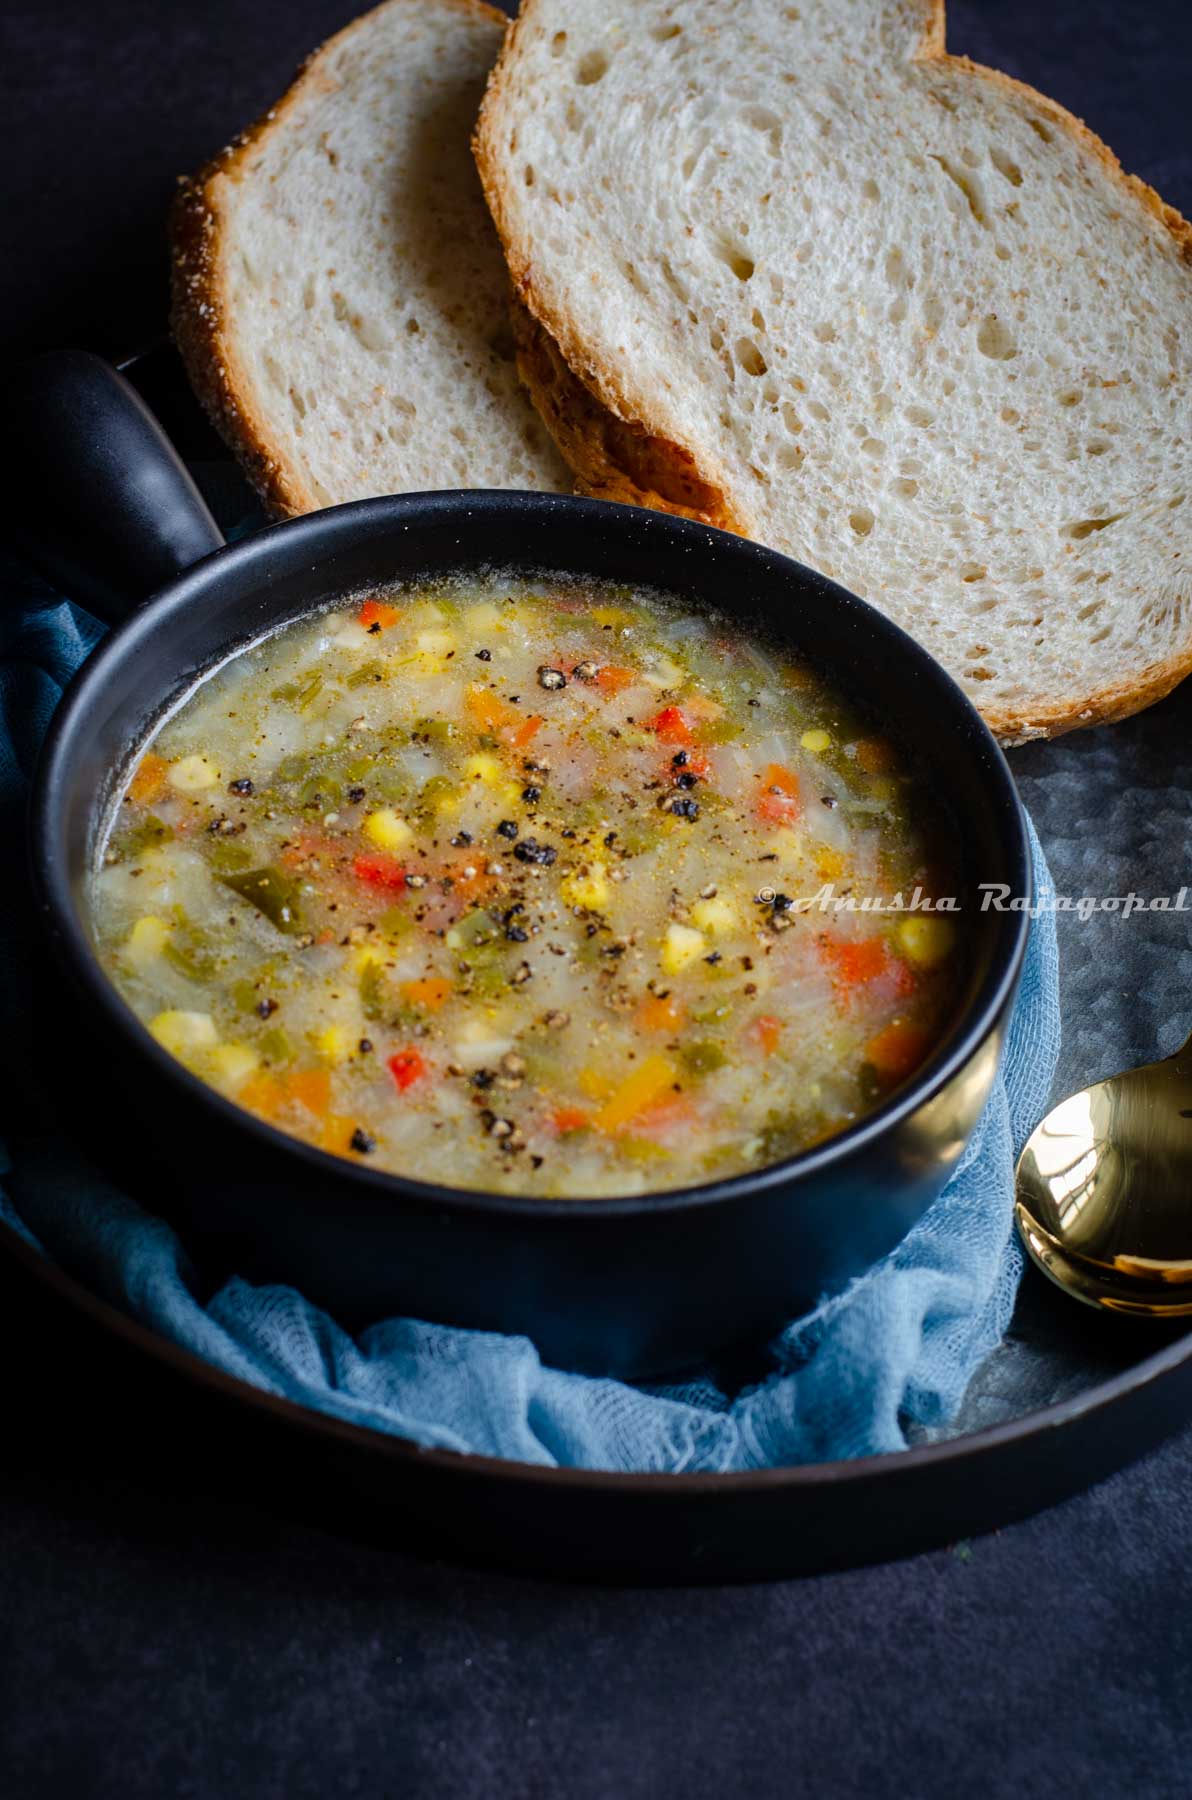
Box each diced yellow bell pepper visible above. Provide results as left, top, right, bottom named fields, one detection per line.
left=661, top=922, right=706, bottom=975
left=593, top=1054, right=677, bottom=1132
left=362, top=808, right=412, bottom=852
left=815, top=845, right=848, bottom=881
left=579, top=1067, right=616, bottom=1101
left=801, top=728, right=832, bottom=753
left=560, top=863, right=610, bottom=911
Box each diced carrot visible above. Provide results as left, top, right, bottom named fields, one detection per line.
left=635, top=992, right=687, bottom=1034
left=645, top=706, right=695, bottom=747
left=549, top=1105, right=591, bottom=1135
left=854, top=737, right=896, bottom=774
left=316, top=928, right=337, bottom=946
left=285, top=1069, right=332, bottom=1117
left=627, top=1093, right=699, bottom=1137
left=751, top=1015, right=783, bottom=1056
left=512, top=713, right=544, bottom=749
left=762, top=762, right=800, bottom=798
left=402, top=976, right=452, bottom=1012
left=358, top=599, right=399, bottom=631
left=466, top=684, right=543, bottom=749
left=352, top=853, right=407, bottom=892
left=595, top=665, right=635, bottom=696
left=592, top=1053, right=677, bottom=1132
left=755, top=762, right=801, bottom=825
left=818, top=936, right=888, bottom=989
left=128, top=752, right=168, bottom=805
left=320, top=1113, right=359, bottom=1154
left=865, top=1019, right=932, bottom=1082
left=387, top=1047, right=428, bottom=1092
left=240, top=1071, right=284, bottom=1121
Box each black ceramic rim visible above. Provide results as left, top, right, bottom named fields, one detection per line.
left=31, top=490, right=1032, bottom=1224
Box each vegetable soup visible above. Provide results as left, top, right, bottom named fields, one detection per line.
left=91, top=577, right=965, bottom=1197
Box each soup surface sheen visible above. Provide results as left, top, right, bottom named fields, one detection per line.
left=92, top=577, right=963, bottom=1197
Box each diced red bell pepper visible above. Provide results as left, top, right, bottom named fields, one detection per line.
left=387, top=1048, right=428, bottom=1092
left=358, top=599, right=399, bottom=631
left=645, top=706, right=695, bottom=747
left=352, top=853, right=407, bottom=892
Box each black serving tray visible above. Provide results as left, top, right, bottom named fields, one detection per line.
left=3, top=342, right=1190, bottom=1584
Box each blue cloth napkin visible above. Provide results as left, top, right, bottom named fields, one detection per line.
left=0, top=551, right=1060, bottom=1473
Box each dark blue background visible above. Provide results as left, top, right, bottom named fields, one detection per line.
left=2, top=3, right=1190, bottom=1794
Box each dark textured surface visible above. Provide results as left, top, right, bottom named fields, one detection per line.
left=2, top=1, right=1191, bottom=1795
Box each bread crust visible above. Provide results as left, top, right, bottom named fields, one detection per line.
left=475, top=0, right=1192, bottom=742
left=170, top=0, right=510, bottom=520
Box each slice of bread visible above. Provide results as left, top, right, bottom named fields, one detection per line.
left=476, top=0, right=1192, bottom=741
left=171, top=0, right=570, bottom=516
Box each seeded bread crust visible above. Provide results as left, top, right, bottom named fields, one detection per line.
left=476, top=0, right=1192, bottom=742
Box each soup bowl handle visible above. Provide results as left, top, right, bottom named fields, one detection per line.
left=6, top=349, right=226, bottom=624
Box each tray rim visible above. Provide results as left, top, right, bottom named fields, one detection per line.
left=4, top=1213, right=1190, bottom=1498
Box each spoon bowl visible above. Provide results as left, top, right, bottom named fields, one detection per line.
left=1015, top=1032, right=1192, bottom=1315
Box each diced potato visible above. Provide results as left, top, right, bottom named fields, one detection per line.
left=801, top=728, right=832, bottom=754
left=315, top=1024, right=354, bottom=1064
left=690, top=895, right=737, bottom=936
left=208, top=1042, right=261, bottom=1090
left=362, top=809, right=412, bottom=851
left=125, top=915, right=170, bottom=967
left=332, top=623, right=372, bottom=652
left=167, top=754, right=219, bottom=792
left=641, top=658, right=685, bottom=690
left=898, top=915, right=956, bottom=967
left=465, top=601, right=502, bottom=632
left=415, top=630, right=456, bottom=659
left=463, top=753, right=502, bottom=785
left=661, top=923, right=706, bottom=974
left=149, top=1010, right=218, bottom=1057
left=560, top=863, right=610, bottom=911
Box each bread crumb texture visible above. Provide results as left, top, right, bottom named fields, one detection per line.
left=476, top=0, right=1192, bottom=739
left=171, top=0, right=571, bottom=517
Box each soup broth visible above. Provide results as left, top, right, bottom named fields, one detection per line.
left=91, top=576, right=965, bottom=1197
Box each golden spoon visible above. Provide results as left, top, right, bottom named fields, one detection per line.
left=1015, top=1030, right=1192, bottom=1316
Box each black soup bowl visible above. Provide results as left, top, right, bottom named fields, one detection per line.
left=13, top=352, right=1031, bottom=1377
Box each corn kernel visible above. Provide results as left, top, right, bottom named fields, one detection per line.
left=690, top=896, right=737, bottom=936
left=208, top=1041, right=260, bottom=1090
left=315, top=1025, right=353, bottom=1064
left=560, top=863, right=610, bottom=911
left=801, top=728, right=832, bottom=754
left=125, top=915, right=169, bottom=967
left=149, top=1010, right=218, bottom=1057
left=463, top=753, right=502, bottom=785
left=362, top=808, right=412, bottom=851
left=661, top=922, right=706, bottom=975
left=350, top=942, right=387, bottom=974
left=167, top=754, right=219, bottom=792
left=898, top=915, right=956, bottom=967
